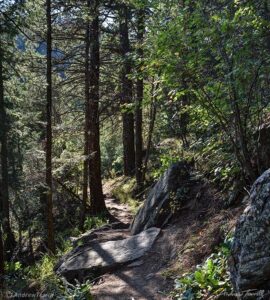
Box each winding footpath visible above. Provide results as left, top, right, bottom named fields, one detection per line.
left=90, top=195, right=172, bottom=300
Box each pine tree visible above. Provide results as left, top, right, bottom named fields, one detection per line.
left=88, top=0, right=107, bottom=215
left=0, top=22, right=16, bottom=260
left=119, top=3, right=135, bottom=176
left=0, top=224, right=4, bottom=286
left=135, top=6, right=145, bottom=189
left=45, top=0, right=55, bottom=254
left=81, top=0, right=91, bottom=228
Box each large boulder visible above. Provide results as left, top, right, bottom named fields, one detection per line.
left=130, top=162, right=190, bottom=235
left=55, top=227, right=160, bottom=282
left=230, top=169, right=270, bottom=291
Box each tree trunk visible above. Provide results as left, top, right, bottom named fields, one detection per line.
left=28, top=227, right=34, bottom=261
left=135, top=8, right=144, bottom=190
left=46, top=0, right=55, bottom=254
left=142, top=80, right=159, bottom=182
left=179, top=81, right=189, bottom=148
left=119, top=4, right=135, bottom=176
left=0, top=225, right=4, bottom=287
left=229, top=74, right=257, bottom=182
left=88, top=0, right=107, bottom=215
left=0, top=37, right=15, bottom=259
left=81, top=0, right=91, bottom=229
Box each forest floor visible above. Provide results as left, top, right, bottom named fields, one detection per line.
left=90, top=180, right=244, bottom=300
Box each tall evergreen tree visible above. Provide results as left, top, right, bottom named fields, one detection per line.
left=119, top=3, right=135, bottom=176
left=0, top=24, right=16, bottom=259
left=45, top=0, right=55, bottom=254
left=0, top=224, right=4, bottom=286
left=135, top=6, right=145, bottom=189
left=81, top=0, right=91, bottom=228
left=88, top=0, right=107, bottom=215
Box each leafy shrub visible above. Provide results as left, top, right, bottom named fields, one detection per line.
left=151, top=138, right=183, bottom=179
left=100, top=128, right=123, bottom=178
left=84, top=214, right=109, bottom=231
left=27, top=254, right=62, bottom=295
left=5, top=261, right=22, bottom=273
left=3, top=261, right=28, bottom=295
left=152, top=153, right=180, bottom=179
left=3, top=252, right=93, bottom=300
left=172, top=239, right=232, bottom=300
left=191, top=135, right=241, bottom=189
left=63, top=279, right=93, bottom=300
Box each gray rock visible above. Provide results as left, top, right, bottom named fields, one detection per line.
left=55, top=227, right=160, bottom=281
left=230, top=169, right=270, bottom=291
left=130, top=162, right=190, bottom=235
left=70, top=222, right=129, bottom=246
left=224, top=180, right=245, bottom=208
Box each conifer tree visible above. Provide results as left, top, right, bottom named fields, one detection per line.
left=119, top=3, right=135, bottom=176
left=45, top=0, right=55, bottom=254
left=88, top=0, right=107, bottom=215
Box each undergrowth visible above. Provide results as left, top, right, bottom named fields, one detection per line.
left=111, top=177, right=141, bottom=214
left=84, top=214, right=109, bottom=231
left=2, top=214, right=108, bottom=300
left=172, top=238, right=233, bottom=300
left=3, top=253, right=93, bottom=299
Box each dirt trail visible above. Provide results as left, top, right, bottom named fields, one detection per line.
left=91, top=181, right=243, bottom=300
left=105, top=197, right=133, bottom=225
left=91, top=190, right=173, bottom=300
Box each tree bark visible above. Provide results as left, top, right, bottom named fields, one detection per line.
left=142, top=80, right=159, bottom=182
left=0, top=224, right=4, bottom=287
left=0, top=36, right=15, bottom=259
left=179, top=81, right=189, bottom=148
left=46, top=0, right=55, bottom=254
left=135, top=8, right=144, bottom=189
left=119, top=4, right=135, bottom=176
left=88, top=0, right=107, bottom=215
left=81, top=0, right=91, bottom=228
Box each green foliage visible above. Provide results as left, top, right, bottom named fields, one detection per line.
left=146, top=0, right=270, bottom=182
left=111, top=177, right=141, bottom=214
left=172, top=240, right=232, bottom=299
left=3, top=0, right=270, bottom=298
left=2, top=256, right=61, bottom=298
left=27, top=254, right=61, bottom=294
left=3, top=261, right=28, bottom=294
left=100, top=127, right=123, bottom=178
left=151, top=138, right=183, bottom=179
left=192, top=135, right=241, bottom=187
left=4, top=229, right=93, bottom=298
left=64, top=280, right=93, bottom=300
left=58, top=237, right=74, bottom=255
left=5, top=261, right=22, bottom=273
left=12, top=254, right=93, bottom=299
left=152, top=153, right=180, bottom=179
left=84, top=214, right=109, bottom=231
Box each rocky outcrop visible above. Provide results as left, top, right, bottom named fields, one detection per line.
left=230, top=169, right=270, bottom=291
left=130, top=162, right=191, bottom=235
left=55, top=227, right=160, bottom=282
